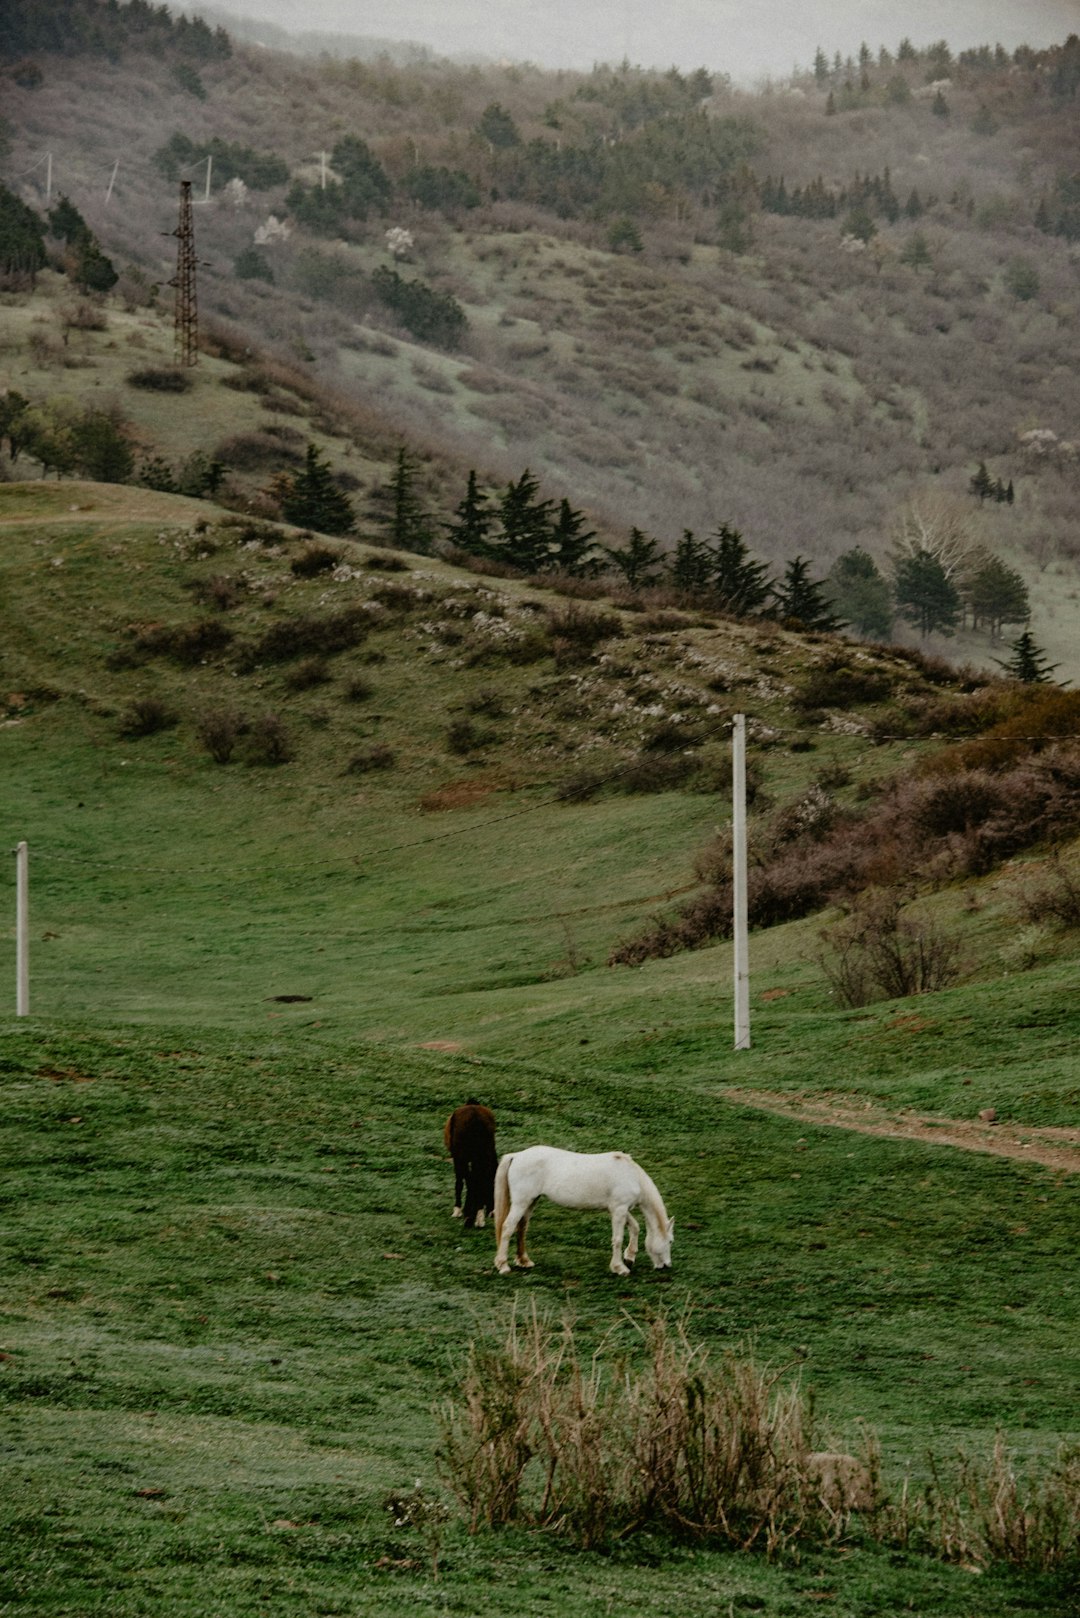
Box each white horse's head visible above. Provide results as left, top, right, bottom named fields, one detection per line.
left=646, top=1216, right=674, bottom=1269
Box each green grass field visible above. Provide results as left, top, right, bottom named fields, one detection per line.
left=2, top=485, right=1079, bottom=1615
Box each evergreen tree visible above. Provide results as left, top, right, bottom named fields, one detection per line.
left=497, top=469, right=554, bottom=572
left=0, top=184, right=47, bottom=279
left=772, top=555, right=843, bottom=630
left=281, top=443, right=356, bottom=536
left=369, top=446, right=432, bottom=551
left=827, top=548, right=893, bottom=639
left=477, top=103, right=521, bottom=148
left=549, top=498, right=599, bottom=576
left=709, top=524, right=772, bottom=615
left=72, top=409, right=134, bottom=483
left=0, top=390, right=30, bottom=462
left=73, top=234, right=118, bottom=293
left=605, top=526, right=662, bottom=590
left=668, top=529, right=712, bottom=594
left=966, top=555, right=1030, bottom=639
left=443, top=469, right=493, bottom=556
left=893, top=548, right=960, bottom=637
left=994, top=629, right=1059, bottom=683
left=969, top=461, right=994, bottom=501
left=47, top=193, right=89, bottom=245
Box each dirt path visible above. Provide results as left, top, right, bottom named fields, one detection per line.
left=719, top=1087, right=1080, bottom=1174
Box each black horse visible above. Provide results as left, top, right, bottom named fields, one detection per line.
left=444, top=1100, right=497, bottom=1228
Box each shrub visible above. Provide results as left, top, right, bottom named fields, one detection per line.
left=364, top=552, right=409, bottom=571
left=819, top=890, right=963, bottom=1007
left=196, top=707, right=246, bottom=764
left=342, top=675, right=374, bottom=702
left=285, top=658, right=331, bottom=691
left=793, top=663, right=894, bottom=711
left=244, top=712, right=292, bottom=765
left=546, top=604, right=624, bottom=651
left=240, top=606, right=369, bottom=667
left=290, top=543, right=341, bottom=577
left=618, top=753, right=699, bottom=793
left=1012, top=855, right=1080, bottom=930
left=133, top=619, right=233, bottom=666
left=116, top=697, right=178, bottom=738
left=345, top=744, right=395, bottom=773
left=127, top=367, right=192, bottom=392
left=446, top=717, right=496, bottom=755
left=185, top=573, right=248, bottom=611
left=215, top=430, right=304, bottom=470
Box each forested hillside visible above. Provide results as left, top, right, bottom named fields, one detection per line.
left=3, top=3, right=1080, bottom=676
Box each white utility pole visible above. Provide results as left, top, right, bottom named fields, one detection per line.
left=105, top=158, right=119, bottom=204
left=204, top=154, right=212, bottom=202
left=45, top=152, right=52, bottom=203
left=320, top=150, right=327, bottom=190
left=15, top=841, right=29, bottom=1017
left=732, top=715, right=750, bottom=1049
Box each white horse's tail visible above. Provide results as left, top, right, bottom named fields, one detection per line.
left=493, top=1153, right=513, bottom=1245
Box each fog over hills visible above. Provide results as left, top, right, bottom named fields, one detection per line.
left=203, top=0, right=1080, bottom=79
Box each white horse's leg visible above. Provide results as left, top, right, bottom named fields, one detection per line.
left=624, top=1211, right=640, bottom=1265
left=609, top=1207, right=631, bottom=1276
left=475, top=1208, right=485, bottom=1228
left=515, top=1211, right=534, bottom=1270
left=495, top=1201, right=535, bottom=1273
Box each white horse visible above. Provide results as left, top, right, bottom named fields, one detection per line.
left=493, top=1145, right=674, bottom=1276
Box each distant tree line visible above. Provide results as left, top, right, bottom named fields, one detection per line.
left=0, top=183, right=116, bottom=292
left=0, top=0, right=230, bottom=63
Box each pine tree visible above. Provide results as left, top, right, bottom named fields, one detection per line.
left=709, top=524, right=772, bottom=616
left=668, top=529, right=712, bottom=594
left=827, top=548, right=892, bottom=639
left=605, top=527, right=663, bottom=590
left=443, top=470, right=493, bottom=556
left=893, top=548, right=960, bottom=637
left=549, top=499, right=599, bottom=576
left=994, top=630, right=1059, bottom=684
left=773, top=555, right=843, bottom=630
left=496, top=469, right=554, bottom=572
left=282, top=443, right=356, bottom=536
left=369, top=446, right=431, bottom=551
left=969, top=461, right=994, bottom=501
left=967, top=556, right=1030, bottom=640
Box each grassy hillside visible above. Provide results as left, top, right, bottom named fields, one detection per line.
left=3, top=14, right=1080, bottom=1615
left=3, top=16, right=1080, bottom=680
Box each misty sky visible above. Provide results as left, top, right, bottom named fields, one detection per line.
left=213, top=0, right=1080, bottom=80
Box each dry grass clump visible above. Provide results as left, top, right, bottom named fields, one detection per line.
left=344, top=743, right=395, bottom=774
left=439, top=1310, right=871, bottom=1555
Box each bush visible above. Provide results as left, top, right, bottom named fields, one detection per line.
left=127, top=367, right=192, bottom=392
left=793, top=662, right=894, bottom=711
left=245, top=712, right=292, bottom=765
left=446, top=717, right=496, bottom=755
left=116, top=697, right=178, bottom=738
left=819, top=890, right=963, bottom=1006
left=185, top=573, right=248, bottom=611
left=195, top=707, right=246, bottom=764
left=345, top=744, right=395, bottom=773
left=290, top=543, right=341, bottom=578
left=240, top=606, right=370, bottom=667
left=285, top=658, right=331, bottom=691
left=133, top=619, right=233, bottom=666
left=342, top=675, right=374, bottom=702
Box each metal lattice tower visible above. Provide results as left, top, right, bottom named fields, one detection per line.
left=169, top=180, right=198, bottom=368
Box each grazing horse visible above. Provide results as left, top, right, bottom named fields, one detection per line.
left=444, top=1101, right=497, bottom=1228
left=493, top=1145, right=674, bottom=1276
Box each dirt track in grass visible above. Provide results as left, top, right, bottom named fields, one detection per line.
left=719, top=1088, right=1080, bottom=1174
